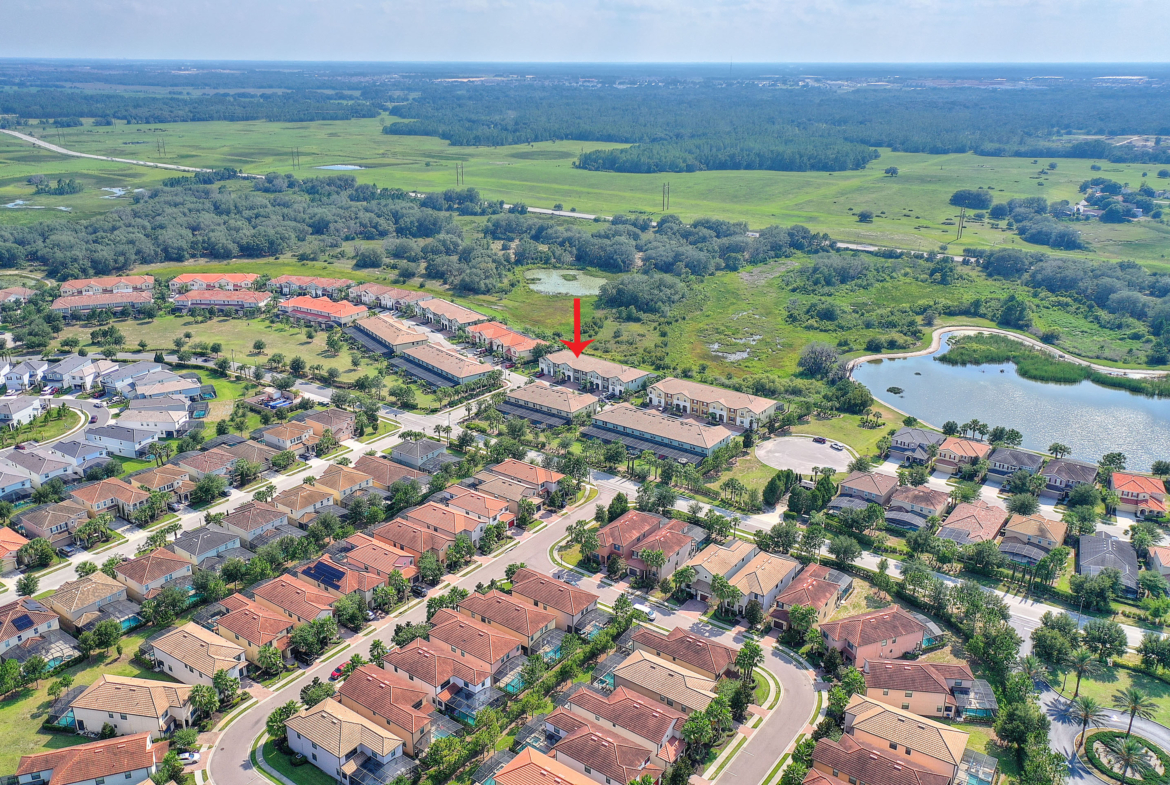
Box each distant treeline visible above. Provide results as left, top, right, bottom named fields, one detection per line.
left=0, top=89, right=380, bottom=124
left=384, top=83, right=1170, bottom=172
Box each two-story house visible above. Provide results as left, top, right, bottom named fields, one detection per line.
left=149, top=622, right=246, bottom=686
left=68, top=675, right=194, bottom=739
left=1111, top=472, right=1167, bottom=518
left=510, top=567, right=600, bottom=634
left=114, top=548, right=193, bottom=603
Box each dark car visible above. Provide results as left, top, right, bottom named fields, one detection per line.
left=812, top=436, right=827, bottom=444
left=219, top=489, right=232, bottom=498
left=89, top=416, right=98, bottom=424
left=410, top=584, right=430, bottom=598
left=57, top=545, right=79, bottom=558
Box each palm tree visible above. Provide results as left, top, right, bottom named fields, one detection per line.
left=1103, top=735, right=1154, bottom=785
left=1018, top=655, right=1045, bottom=690
left=1069, top=649, right=1102, bottom=698
left=1069, top=696, right=1108, bottom=750
left=1112, top=687, right=1157, bottom=737
left=673, top=565, right=696, bottom=597
left=736, top=641, right=764, bottom=684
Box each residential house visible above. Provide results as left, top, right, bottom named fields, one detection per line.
left=728, top=552, right=802, bottom=617
left=214, top=593, right=295, bottom=664
left=218, top=502, right=288, bottom=547
left=221, top=439, right=279, bottom=469
left=68, top=675, right=194, bottom=738
left=630, top=627, right=737, bottom=680
left=349, top=283, right=432, bottom=310
left=399, top=343, right=494, bottom=387
left=45, top=572, right=135, bottom=634
left=16, top=499, right=88, bottom=547
left=69, top=477, right=152, bottom=519
left=1111, top=472, right=1167, bottom=518
left=820, top=606, right=936, bottom=667
left=176, top=447, right=238, bottom=480
left=283, top=698, right=406, bottom=783
left=838, top=472, right=899, bottom=506
left=427, top=608, right=524, bottom=672
left=0, top=597, right=60, bottom=658
left=585, top=404, right=736, bottom=460
left=0, top=471, right=32, bottom=503
left=771, top=564, right=854, bottom=630
left=546, top=708, right=663, bottom=785
left=268, top=275, right=355, bottom=298
left=510, top=567, right=600, bottom=634
left=417, top=298, right=490, bottom=331
left=1040, top=458, right=1098, bottom=497
left=44, top=354, right=109, bottom=392
left=350, top=313, right=430, bottom=356
left=0, top=395, right=44, bottom=428
left=936, top=500, right=1007, bottom=546
left=168, top=273, right=259, bottom=292
left=538, top=351, right=654, bottom=395
left=1078, top=532, right=1140, bottom=597
left=502, top=383, right=601, bottom=427
left=564, top=685, right=686, bottom=768
left=51, top=291, right=153, bottom=317
left=683, top=539, right=759, bottom=603
left=467, top=474, right=541, bottom=515
left=862, top=659, right=975, bottom=719
left=371, top=518, right=455, bottom=562
left=4, top=361, right=48, bottom=391
left=131, top=465, right=196, bottom=504
left=391, top=438, right=446, bottom=470
left=336, top=533, right=418, bottom=583
left=1150, top=546, right=1170, bottom=579
left=443, top=486, right=513, bottom=530
left=15, top=732, right=171, bottom=785
left=611, top=650, right=718, bottom=714
left=353, top=454, right=430, bottom=491
left=297, top=408, right=357, bottom=442
left=467, top=322, right=545, bottom=361
left=251, top=574, right=336, bottom=624
left=260, top=421, right=316, bottom=454
left=889, top=428, right=946, bottom=465
left=485, top=459, right=564, bottom=496
left=884, top=486, right=950, bottom=531
left=59, top=276, right=153, bottom=295
left=114, top=548, right=193, bottom=603
left=113, top=409, right=190, bottom=439
left=646, top=377, right=780, bottom=429
left=458, top=590, right=556, bottom=654
left=0, top=448, right=74, bottom=488
left=315, top=465, right=375, bottom=504
left=596, top=509, right=666, bottom=565
left=987, top=447, right=1045, bottom=479
left=84, top=425, right=158, bottom=458
left=296, top=555, right=383, bottom=604
left=495, top=749, right=597, bottom=785
left=808, top=734, right=951, bottom=785
left=621, top=518, right=701, bottom=581
left=167, top=526, right=242, bottom=567
left=383, top=637, right=494, bottom=699
left=338, top=663, right=445, bottom=757
left=173, top=289, right=271, bottom=313
left=0, top=526, right=26, bottom=572
left=998, top=514, right=1069, bottom=566
left=842, top=695, right=968, bottom=782
left=129, top=370, right=204, bottom=400
left=402, top=502, right=488, bottom=546
left=0, top=286, right=37, bottom=303
left=101, top=361, right=165, bottom=396
left=272, top=485, right=336, bottom=523
left=934, top=437, right=992, bottom=475
left=47, top=438, right=109, bottom=470
left=149, top=622, right=246, bottom=686
left=279, top=295, right=367, bottom=326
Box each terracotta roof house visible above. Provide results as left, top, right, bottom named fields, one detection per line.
left=215, top=593, right=294, bottom=662
left=1149, top=545, right=1170, bottom=579
left=1111, top=472, right=1167, bottom=518
left=353, top=454, right=430, bottom=491
left=1040, top=458, right=1098, bottom=497
left=485, top=459, right=564, bottom=494
left=251, top=574, right=336, bottom=623
left=503, top=383, right=600, bottom=426
left=1078, top=532, right=1140, bottom=597
left=0, top=597, right=61, bottom=655
left=889, top=428, right=946, bottom=466
left=400, top=343, right=494, bottom=387
left=402, top=501, right=487, bottom=544
left=937, top=500, right=1007, bottom=546
left=772, top=564, right=854, bottom=630
left=172, top=290, right=271, bottom=312
left=987, top=447, right=1044, bottom=479
left=114, top=548, right=193, bottom=603
left=586, top=403, right=736, bottom=460
left=315, top=464, right=374, bottom=503
left=297, top=555, right=383, bottom=603
left=260, top=421, right=316, bottom=453
left=272, top=485, right=335, bottom=522
left=998, top=514, right=1069, bottom=566
left=934, top=437, right=992, bottom=475
left=0, top=525, right=27, bottom=571
left=682, top=538, right=759, bottom=603
left=283, top=698, right=405, bottom=783
left=51, top=291, right=153, bottom=317
left=427, top=608, right=524, bottom=671
left=629, top=627, right=737, bottom=680
left=564, top=685, right=686, bottom=766
left=338, top=663, right=443, bottom=756
left=0, top=285, right=37, bottom=303
left=269, top=275, right=355, bottom=297
left=538, top=351, right=654, bottom=395
left=149, top=622, right=246, bottom=686
left=169, top=272, right=259, bottom=291
left=809, top=733, right=951, bottom=785
left=459, top=590, right=557, bottom=653
left=371, top=517, right=456, bottom=562
left=470, top=474, right=543, bottom=514
left=384, top=638, right=494, bottom=697
left=69, top=477, right=151, bottom=519
left=221, top=439, right=280, bottom=468
left=495, top=748, right=597, bottom=785
left=820, top=606, right=937, bottom=667
left=597, top=510, right=703, bottom=580
left=862, top=659, right=974, bottom=719
left=510, top=567, right=600, bottom=633
left=350, top=284, right=432, bottom=310
left=729, top=551, right=802, bottom=616
left=546, top=708, right=663, bottom=785
left=843, top=695, right=968, bottom=781
left=279, top=295, right=367, bottom=326
left=15, top=499, right=89, bottom=547
left=16, top=732, right=171, bottom=785
left=338, top=533, right=418, bottom=582
left=611, top=650, right=718, bottom=714
left=443, top=486, right=513, bottom=527
left=838, top=472, right=899, bottom=506
left=885, top=486, right=950, bottom=532
left=131, top=465, right=196, bottom=503
left=296, top=407, right=357, bottom=441
left=218, top=501, right=288, bottom=546
left=646, top=377, right=780, bottom=429
left=68, top=674, right=194, bottom=739
left=176, top=447, right=238, bottom=479
left=45, top=571, right=136, bottom=634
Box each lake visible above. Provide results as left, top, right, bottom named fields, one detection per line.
left=852, top=335, right=1170, bottom=471
left=524, top=269, right=606, bottom=296
left=316, top=164, right=365, bottom=170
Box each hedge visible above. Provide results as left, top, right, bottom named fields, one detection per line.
left=1083, top=730, right=1170, bottom=784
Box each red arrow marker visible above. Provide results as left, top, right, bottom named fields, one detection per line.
left=559, top=297, right=595, bottom=358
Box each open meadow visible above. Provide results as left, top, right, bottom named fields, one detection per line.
left=4, top=118, right=1170, bottom=268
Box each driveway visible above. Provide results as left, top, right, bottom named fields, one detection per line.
left=756, top=436, right=853, bottom=475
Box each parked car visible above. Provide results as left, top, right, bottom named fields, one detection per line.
left=168, top=502, right=182, bottom=512
left=632, top=601, right=657, bottom=621
left=330, top=662, right=349, bottom=681
left=411, top=584, right=430, bottom=598
left=365, top=610, right=376, bottom=621
left=812, top=436, right=827, bottom=444
left=178, top=753, right=200, bottom=765
left=830, top=442, right=844, bottom=451
left=57, top=545, right=79, bottom=558
left=219, top=489, right=232, bottom=498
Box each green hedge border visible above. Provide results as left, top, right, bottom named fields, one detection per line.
left=1084, top=730, right=1170, bottom=784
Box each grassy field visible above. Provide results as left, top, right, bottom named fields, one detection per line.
left=261, top=740, right=337, bottom=785
left=3, top=118, right=1170, bottom=267
left=790, top=405, right=903, bottom=459
left=1051, top=665, right=1170, bottom=728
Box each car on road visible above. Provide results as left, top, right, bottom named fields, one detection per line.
left=830, top=443, right=844, bottom=451
left=632, top=601, right=656, bottom=621
left=92, top=401, right=104, bottom=408
left=411, top=584, right=430, bottom=598
left=178, top=753, right=200, bottom=765
left=89, top=416, right=98, bottom=424
left=330, top=662, right=349, bottom=681
left=812, top=436, right=827, bottom=444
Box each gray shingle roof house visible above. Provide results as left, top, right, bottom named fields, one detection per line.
left=1040, top=458, right=1098, bottom=496
left=889, top=427, right=946, bottom=465
left=1078, top=532, right=1139, bottom=597
left=167, top=526, right=242, bottom=565
left=391, top=438, right=446, bottom=470
left=987, top=448, right=1045, bottom=477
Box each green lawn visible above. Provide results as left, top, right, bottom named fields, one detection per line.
left=261, top=740, right=338, bottom=785
left=1051, top=666, right=1170, bottom=728
left=3, top=407, right=85, bottom=448
left=942, top=721, right=1020, bottom=780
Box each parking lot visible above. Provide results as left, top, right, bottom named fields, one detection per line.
left=755, top=435, right=854, bottom=474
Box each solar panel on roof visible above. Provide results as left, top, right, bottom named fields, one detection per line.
left=12, top=614, right=34, bottom=631
left=308, top=560, right=347, bottom=589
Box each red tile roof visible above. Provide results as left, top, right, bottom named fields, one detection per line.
left=489, top=459, right=564, bottom=487
left=299, top=555, right=383, bottom=594
left=0, top=598, right=57, bottom=640
left=510, top=568, right=599, bottom=615
left=280, top=295, right=366, bottom=318
left=17, top=732, right=168, bottom=785
left=342, top=533, right=417, bottom=580
left=630, top=627, right=737, bottom=676
left=459, top=590, right=556, bottom=638
left=775, top=566, right=844, bottom=612
left=1112, top=472, right=1167, bottom=496
left=371, top=518, right=456, bottom=555
left=819, top=606, right=930, bottom=649
left=216, top=594, right=293, bottom=649
left=338, top=664, right=435, bottom=733
left=114, top=548, right=190, bottom=585
left=940, top=500, right=1007, bottom=543
left=384, top=638, right=492, bottom=688
left=353, top=454, right=429, bottom=487
left=251, top=574, right=335, bottom=619
left=496, top=748, right=596, bottom=785
left=863, top=659, right=971, bottom=695
left=549, top=708, right=662, bottom=785
left=599, top=510, right=665, bottom=549
left=223, top=501, right=286, bottom=533
left=811, top=733, right=951, bottom=785
left=567, top=685, right=685, bottom=746
left=428, top=608, right=523, bottom=663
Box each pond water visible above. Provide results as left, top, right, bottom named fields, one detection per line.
left=852, top=335, right=1170, bottom=471
left=316, top=164, right=365, bottom=170
left=524, top=269, right=606, bottom=296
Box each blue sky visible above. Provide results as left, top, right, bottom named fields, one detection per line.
left=5, top=0, right=1168, bottom=62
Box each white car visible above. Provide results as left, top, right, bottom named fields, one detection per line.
left=178, top=752, right=200, bottom=765
left=830, top=442, right=844, bottom=451
left=632, top=601, right=656, bottom=621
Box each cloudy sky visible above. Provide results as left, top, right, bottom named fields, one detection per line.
left=5, top=0, right=1168, bottom=62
